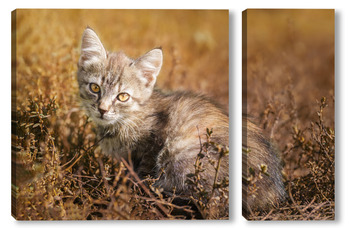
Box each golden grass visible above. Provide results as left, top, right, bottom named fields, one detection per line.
left=13, top=9, right=229, bottom=110
left=12, top=9, right=229, bottom=220
left=243, top=9, right=334, bottom=220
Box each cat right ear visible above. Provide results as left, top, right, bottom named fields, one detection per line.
left=134, top=48, right=163, bottom=88
left=78, top=27, right=107, bottom=68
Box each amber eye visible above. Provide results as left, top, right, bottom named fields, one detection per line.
left=117, top=93, right=130, bottom=102
left=90, top=83, right=100, bottom=93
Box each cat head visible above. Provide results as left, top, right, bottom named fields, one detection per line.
left=77, top=27, right=163, bottom=126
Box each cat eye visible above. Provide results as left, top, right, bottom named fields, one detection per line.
left=117, top=93, right=130, bottom=102
left=90, top=83, right=100, bottom=93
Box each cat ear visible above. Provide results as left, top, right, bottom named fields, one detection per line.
left=134, top=48, right=163, bottom=87
left=79, top=27, right=107, bottom=68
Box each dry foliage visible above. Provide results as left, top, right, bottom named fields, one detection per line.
left=11, top=9, right=229, bottom=220
left=244, top=9, right=334, bottom=220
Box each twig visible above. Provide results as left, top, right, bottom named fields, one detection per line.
left=288, top=182, right=304, bottom=216
left=303, top=201, right=328, bottom=220
left=261, top=209, right=274, bottom=221
left=301, top=196, right=316, bottom=212
left=121, top=157, right=170, bottom=219
left=63, top=134, right=106, bottom=171
left=135, top=195, right=194, bottom=213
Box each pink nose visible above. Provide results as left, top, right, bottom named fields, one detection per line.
left=98, top=107, right=107, bottom=116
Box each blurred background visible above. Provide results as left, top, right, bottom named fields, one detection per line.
left=11, top=9, right=229, bottom=220
left=244, top=9, right=334, bottom=124
left=243, top=9, right=335, bottom=219
left=244, top=9, right=334, bottom=153
left=13, top=9, right=229, bottom=113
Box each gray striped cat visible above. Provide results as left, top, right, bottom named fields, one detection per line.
left=77, top=27, right=229, bottom=196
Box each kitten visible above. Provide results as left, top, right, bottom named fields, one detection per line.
left=77, top=27, right=229, bottom=196
left=76, top=28, right=285, bottom=215
left=242, top=116, right=286, bottom=216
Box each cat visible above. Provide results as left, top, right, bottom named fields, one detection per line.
left=76, top=27, right=285, bottom=215
left=77, top=27, right=229, bottom=198
left=242, top=116, right=286, bottom=216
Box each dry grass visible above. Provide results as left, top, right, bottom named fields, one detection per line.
left=11, top=9, right=229, bottom=220
left=243, top=9, right=334, bottom=220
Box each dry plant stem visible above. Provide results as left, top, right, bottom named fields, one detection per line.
left=210, top=146, right=223, bottom=199
left=261, top=209, right=274, bottom=221
left=67, top=175, right=105, bottom=196
left=97, top=157, right=111, bottom=194
left=195, top=126, right=203, bottom=173
left=288, top=182, right=304, bottom=217
left=61, top=152, right=80, bottom=169
left=301, top=197, right=316, bottom=213
left=120, top=157, right=170, bottom=219
left=303, top=202, right=328, bottom=220
left=63, top=135, right=106, bottom=171
left=63, top=154, right=84, bottom=171
left=189, top=195, right=205, bottom=219
left=135, top=195, right=194, bottom=214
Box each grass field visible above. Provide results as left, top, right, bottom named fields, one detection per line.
left=11, top=9, right=229, bottom=220
left=243, top=9, right=335, bottom=220
left=11, top=9, right=335, bottom=220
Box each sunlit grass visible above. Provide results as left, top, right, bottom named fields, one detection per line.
left=244, top=9, right=334, bottom=220
left=12, top=9, right=229, bottom=220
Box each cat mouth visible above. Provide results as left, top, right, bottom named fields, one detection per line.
left=98, top=115, right=110, bottom=121
left=93, top=113, right=117, bottom=125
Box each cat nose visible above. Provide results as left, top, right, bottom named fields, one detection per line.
left=98, top=107, right=108, bottom=116
left=98, top=99, right=110, bottom=117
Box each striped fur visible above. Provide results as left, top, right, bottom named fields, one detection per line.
left=242, top=117, right=286, bottom=215
left=77, top=28, right=229, bottom=196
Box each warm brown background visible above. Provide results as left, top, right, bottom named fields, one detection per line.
left=244, top=9, right=334, bottom=152
left=243, top=9, right=334, bottom=220
left=12, top=9, right=229, bottom=220
left=14, top=9, right=229, bottom=113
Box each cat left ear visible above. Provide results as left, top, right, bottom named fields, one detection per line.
left=134, top=48, right=163, bottom=87
left=79, top=27, right=107, bottom=68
